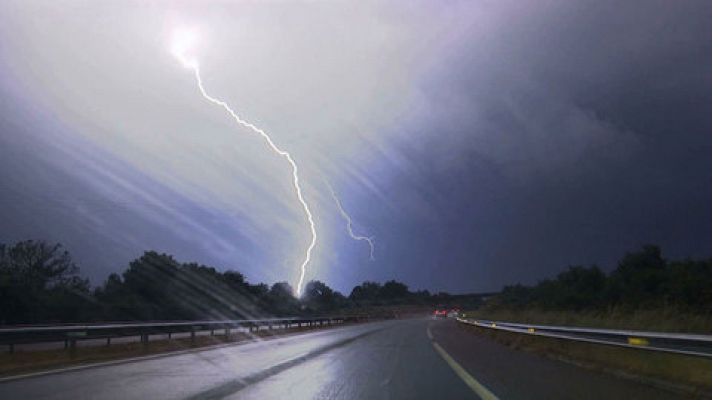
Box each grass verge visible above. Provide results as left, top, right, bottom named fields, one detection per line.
left=458, top=321, right=712, bottom=397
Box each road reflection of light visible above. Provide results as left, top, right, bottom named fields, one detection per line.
left=227, top=334, right=359, bottom=399
left=226, top=344, right=347, bottom=399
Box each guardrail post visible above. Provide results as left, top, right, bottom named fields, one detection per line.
left=106, top=337, right=111, bottom=346
left=226, top=327, right=231, bottom=337
left=190, top=327, right=196, bottom=344
left=9, top=343, right=14, bottom=354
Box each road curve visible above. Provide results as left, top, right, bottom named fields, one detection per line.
left=0, top=318, right=684, bottom=399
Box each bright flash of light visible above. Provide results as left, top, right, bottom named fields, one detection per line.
left=325, top=181, right=375, bottom=260
left=170, top=28, right=316, bottom=296
left=171, top=28, right=199, bottom=69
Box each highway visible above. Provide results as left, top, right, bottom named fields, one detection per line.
left=0, top=318, right=684, bottom=399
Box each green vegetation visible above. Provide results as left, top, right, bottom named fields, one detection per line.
left=474, top=245, right=712, bottom=332
left=460, top=323, right=712, bottom=394
left=0, top=240, right=483, bottom=325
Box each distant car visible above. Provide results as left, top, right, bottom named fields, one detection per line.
left=433, top=306, right=460, bottom=318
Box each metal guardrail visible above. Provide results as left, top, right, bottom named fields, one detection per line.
left=456, top=317, right=712, bottom=358
left=0, top=315, right=375, bottom=353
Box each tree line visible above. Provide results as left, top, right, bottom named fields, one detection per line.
left=491, top=245, right=712, bottom=313
left=0, top=240, right=482, bottom=325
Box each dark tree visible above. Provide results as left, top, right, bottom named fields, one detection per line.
left=349, top=281, right=382, bottom=304
left=607, top=245, right=666, bottom=307
left=380, top=280, right=409, bottom=301
left=0, top=241, right=91, bottom=323
left=303, top=280, right=344, bottom=312
left=267, top=282, right=300, bottom=316
left=533, top=266, right=606, bottom=310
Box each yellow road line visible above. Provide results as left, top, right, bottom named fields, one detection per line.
left=431, top=341, right=499, bottom=400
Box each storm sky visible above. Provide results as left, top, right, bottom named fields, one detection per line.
left=1, top=1, right=710, bottom=294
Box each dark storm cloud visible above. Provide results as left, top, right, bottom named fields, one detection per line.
left=355, top=0, right=712, bottom=292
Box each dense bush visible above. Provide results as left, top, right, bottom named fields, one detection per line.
left=493, top=245, right=712, bottom=313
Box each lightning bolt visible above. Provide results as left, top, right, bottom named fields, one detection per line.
left=171, top=29, right=316, bottom=296
left=326, top=181, right=375, bottom=260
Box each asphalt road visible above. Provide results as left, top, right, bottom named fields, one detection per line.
left=0, top=318, right=684, bottom=399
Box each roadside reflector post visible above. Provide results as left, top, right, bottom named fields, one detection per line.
left=627, top=337, right=649, bottom=346
left=528, top=328, right=535, bottom=333
left=190, top=327, right=196, bottom=344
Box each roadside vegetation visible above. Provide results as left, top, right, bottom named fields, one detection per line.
left=461, top=323, right=712, bottom=394
left=471, top=245, right=712, bottom=333
left=0, top=240, right=483, bottom=325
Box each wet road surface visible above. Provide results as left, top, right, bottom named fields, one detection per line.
left=0, top=318, right=683, bottom=399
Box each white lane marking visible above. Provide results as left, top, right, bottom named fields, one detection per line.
left=428, top=324, right=499, bottom=400
left=432, top=342, right=499, bottom=400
